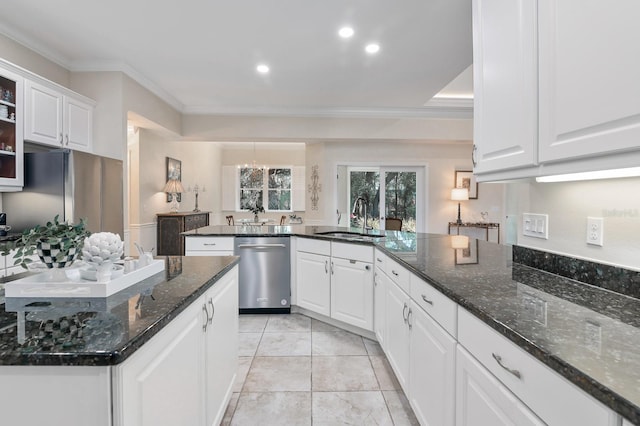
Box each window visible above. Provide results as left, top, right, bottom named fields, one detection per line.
left=239, top=167, right=292, bottom=211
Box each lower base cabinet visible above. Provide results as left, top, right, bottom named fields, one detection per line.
left=330, top=256, right=373, bottom=331
left=409, top=302, right=456, bottom=426
left=456, top=345, right=545, bottom=426
left=384, top=278, right=412, bottom=393
left=113, top=266, right=238, bottom=426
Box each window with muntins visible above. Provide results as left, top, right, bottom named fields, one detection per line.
left=239, top=167, right=292, bottom=211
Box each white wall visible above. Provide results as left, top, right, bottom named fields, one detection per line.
left=513, top=177, right=640, bottom=271
left=310, top=141, right=505, bottom=235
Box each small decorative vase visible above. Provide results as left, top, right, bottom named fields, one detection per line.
left=36, top=238, right=80, bottom=269
left=95, top=261, right=113, bottom=282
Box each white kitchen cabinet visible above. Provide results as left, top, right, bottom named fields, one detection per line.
left=204, top=268, right=239, bottom=426
left=24, top=79, right=93, bottom=152
left=538, top=0, right=640, bottom=164
left=296, top=238, right=374, bottom=331
left=472, top=0, right=640, bottom=181
left=384, top=278, right=412, bottom=393
left=330, top=256, right=373, bottom=331
left=472, top=0, right=538, bottom=175
left=409, top=301, right=456, bottom=426
left=458, top=307, right=619, bottom=426
left=296, top=250, right=331, bottom=316
left=185, top=236, right=235, bottom=256
left=456, top=345, right=545, bottom=426
left=373, top=265, right=387, bottom=349
left=0, top=64, right=24, bottom=191
left=113, top=266, right=238, bottom=426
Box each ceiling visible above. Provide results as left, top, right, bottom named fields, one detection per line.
left=0, top=0, right=473, bottom=117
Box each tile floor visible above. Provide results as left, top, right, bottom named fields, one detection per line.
left=221, top=313, right=419, bottom=425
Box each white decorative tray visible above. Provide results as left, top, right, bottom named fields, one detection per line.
left=4, top=259, right=165, bottom=298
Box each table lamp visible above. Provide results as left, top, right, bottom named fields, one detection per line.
left=164, top=178, right=185, bottom=213
left=451, top=188, right=469, bottom=225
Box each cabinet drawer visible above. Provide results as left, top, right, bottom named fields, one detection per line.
left=385, top=257, right=410, bottom=294
left=458, top=308, right=616, bottom=426
left=331, top=241, right=373, bottom=263
left=185, top=237, right=234, bottom=252
left=410, top=274, right=457, bottom=338
left=373, top=249, right=387, bottom=271
left=297, top=238, right=331, bottom=256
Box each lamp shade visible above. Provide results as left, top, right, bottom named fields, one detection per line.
left=451, top=188, right=469, bottom=201
left=163, top=178, right=185, bottom=194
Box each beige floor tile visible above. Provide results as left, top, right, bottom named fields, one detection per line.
left=220, top=392, right=240, bottom=426
left=238, top=332, right=262, bottom=357
left=383, top=390, right=420, bottom=426
left=264, top=313, right=311, bottom=332
left=370, top=355, right=401, bottom=390
left=311, top=318, right=343, bottom=332
left=233, top=357, right=253, bottom=393
left=244, top=356, right=311, bottom=392
left=256, top=332, right=311, bottom=356
left=231, top=392, right=311, bottom=426
left=312, top=356, right=379, bottom=391
left=239, top=314, right=269, bottom=332
left=312, top=391, right=393, bottom=426
left=363, top=338, right=384, bottom=355
left=312, top=331, right=367, bottom=356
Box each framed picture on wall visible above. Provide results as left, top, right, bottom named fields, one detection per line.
left=455, top=239, right=479, bottom=265
left=166, top=157, right=182, bottom=202
left=454, top=170, right=478, bottom=199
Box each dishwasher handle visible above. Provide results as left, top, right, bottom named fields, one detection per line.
left=237, top=243, right=287, bottom=249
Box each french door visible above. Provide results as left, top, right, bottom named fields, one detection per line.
left=348, top=167, right=422, bottom=232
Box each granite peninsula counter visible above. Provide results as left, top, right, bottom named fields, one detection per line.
left=0, top=256, right=240, bottom=426
left=185, top=226, right=640, bottom=423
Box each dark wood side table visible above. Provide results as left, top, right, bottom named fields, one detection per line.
left=157, top=211, right=210, bottom=255
left=448, top=222, right=500, bottom=244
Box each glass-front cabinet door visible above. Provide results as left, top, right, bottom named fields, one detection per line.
left=0, top=64, right=23, bottom=191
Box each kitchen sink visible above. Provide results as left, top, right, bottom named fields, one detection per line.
left=314, top=231, right=385, bottom=241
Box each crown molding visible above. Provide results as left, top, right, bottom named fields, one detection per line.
left=69, top=59, right=185, bottom=111
left=0, top=24, right=73, bottom=70
left=183, top=103, right=473, bottom=119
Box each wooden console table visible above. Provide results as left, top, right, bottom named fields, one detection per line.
left=157, top=211, right=210, bottom=255
left=448, top=222, right=500, bottom=244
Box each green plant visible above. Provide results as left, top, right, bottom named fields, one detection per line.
left=1, top=215, right=91, bottom=269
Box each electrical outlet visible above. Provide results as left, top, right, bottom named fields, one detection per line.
left=523, top=213, right=549, bottom=239
left=586, top=217, right=604, bottom=246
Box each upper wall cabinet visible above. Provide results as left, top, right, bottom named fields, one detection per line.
left=473, top=0, right=640, bottom=182
left=0, top=65, right=24, bottom=191
left=24, top=79, right=94, bottom=153
left=472, top=0, right=538, bottom=175
left=537, top=0, right=640, bottom=163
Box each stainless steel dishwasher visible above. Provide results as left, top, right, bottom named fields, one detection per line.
left=234, top=236, right=291, bottom=313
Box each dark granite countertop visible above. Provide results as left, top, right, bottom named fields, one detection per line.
left=0, top=256, right=239, bottom=366
left=186, top=226, right=640, bottom=422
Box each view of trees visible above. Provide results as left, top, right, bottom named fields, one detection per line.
left=350, top=170, right=416, bottom=231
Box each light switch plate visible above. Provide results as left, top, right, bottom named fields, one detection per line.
left=523, top=213, right=549, bottom=239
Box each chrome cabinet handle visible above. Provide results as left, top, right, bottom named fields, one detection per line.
left=407, top=308, right=413, bottom=330
left=202, top=304, right=209, bottom=332
left=374, top=272, right=377, bottom=286
left=59, top=133, right=63, bottom=145
left=392, top=270, right=399, bottom=277
left=208, top=298, right=214, bottom=324
left=492, top=353, right=522, bottom=379
left=325, top=260, right=328, bottom=274
left=376, top=257, right=383, bottom=263
left=402, top=302, right=408, bottom=323
left=331, top=261, right=334, bottom=275
left=421, top=295, right=433, bottom=305
left=472, top=144, right=478, bottom=167
left=203, top=243, right=217, bottom=246
left=65, top=134, right=69, bottom=145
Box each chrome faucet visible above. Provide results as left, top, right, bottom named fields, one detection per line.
left=352, top=196, right=368, bottom=234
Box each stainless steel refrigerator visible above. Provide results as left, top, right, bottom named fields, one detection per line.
left=3, top=149, right=123, bottom=236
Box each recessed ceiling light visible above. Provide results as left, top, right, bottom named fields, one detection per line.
left=365, top=43, right=380, bottom=54
left=338, top=27, right=354, bottom=38
left=256, top=64, right=269, bottom=74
